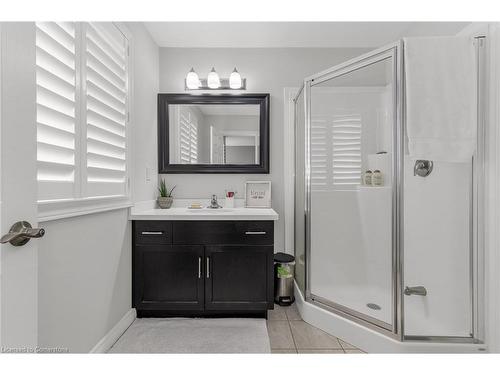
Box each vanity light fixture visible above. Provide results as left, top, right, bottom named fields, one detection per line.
left=207, top=67, right=221, bottom=89
left=185, top=68, right=200, bottom=89
left=184, top=67, right=247, bottom=90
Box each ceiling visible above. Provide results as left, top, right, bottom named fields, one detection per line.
left=145, top=22, right=470, bottom=48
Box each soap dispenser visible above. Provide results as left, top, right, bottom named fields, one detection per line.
left=364, top=170, right=372, bottom=186
left=372, top=170, right=383, bottom=186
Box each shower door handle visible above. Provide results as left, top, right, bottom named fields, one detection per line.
left=404, top=286, right=427, bottom=296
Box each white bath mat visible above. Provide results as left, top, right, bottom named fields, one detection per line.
left=108, top=318, right=271, bottom=353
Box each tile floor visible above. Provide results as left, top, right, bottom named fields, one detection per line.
left=267, top=304, right=365, bottom=354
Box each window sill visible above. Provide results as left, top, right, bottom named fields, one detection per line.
left=38, top=196, right=133, bottom=222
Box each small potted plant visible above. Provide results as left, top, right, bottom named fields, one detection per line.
left=157, top=179, right=176, bottom=209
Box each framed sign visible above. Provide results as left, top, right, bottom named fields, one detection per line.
left=245, top=181, right=272, bottom=208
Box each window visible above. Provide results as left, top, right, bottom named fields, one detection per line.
left=36, top=22, right=77, bottom=200
left=331, top=114, right=362, bottom=186
left=311, top=114, right=362, bottom=191
left=178, top=107, right=198, bottom=164
left=36, top=22, right=129, bottom=205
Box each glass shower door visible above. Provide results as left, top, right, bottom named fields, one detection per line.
left=306, top=47, right=400, bottom=331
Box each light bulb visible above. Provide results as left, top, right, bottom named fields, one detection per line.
left=229, top=67, right=242, bottom=89
left=207, top=67, right=220, bottom=89
left=186, top=68, right=200, bottom=89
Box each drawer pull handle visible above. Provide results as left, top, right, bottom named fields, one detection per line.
left=141, top=231, right=164, bottom=235
left=245, top=231, right=267, bottom=235
left=206, top=257, right=210, bottom=279
left=198, top=257, right=202, bottom=279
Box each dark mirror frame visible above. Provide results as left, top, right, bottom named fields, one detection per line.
left=158, top=93, right=270, bottom=174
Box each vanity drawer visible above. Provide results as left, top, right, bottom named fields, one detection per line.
left=173, top=221, right=274, bottom=245
left=134, top=221, right=173, bottom=244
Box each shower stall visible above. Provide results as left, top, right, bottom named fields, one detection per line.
left=293, top=39, right=485, bottom=345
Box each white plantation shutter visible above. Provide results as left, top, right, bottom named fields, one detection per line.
left=331, top=115, right=362, bottom=187
left=85, top=23, right=128, bottom=197
left=179, top=110, right=191, bottom=163
left=178, top=108, right=198, bottom=164
left=310, top=118, right=328, bottom=189
left=311, top=114, right=362, bottom=191
left=189, top=117, right=198, bottom=163
left=36, top=22, right=77, bottom=200
left=36, top=22, right=129, bottom=203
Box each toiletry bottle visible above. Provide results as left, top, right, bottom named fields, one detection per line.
left=372, top=170, right=383, bottom=186
left=364, top=170, right=372, bottom=186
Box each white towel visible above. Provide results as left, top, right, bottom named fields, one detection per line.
left=404, top=36, right=476, bottom=162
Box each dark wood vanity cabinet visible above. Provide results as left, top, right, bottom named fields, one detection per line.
left=205, top=245, right=273, bottom=311
left=132, top=220, right=274, bottom=317
left=134, top=245, right=204, bottom=311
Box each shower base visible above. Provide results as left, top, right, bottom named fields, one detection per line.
left=310, top=284, right=392, bottom=326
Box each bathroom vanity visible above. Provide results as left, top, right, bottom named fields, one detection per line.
left=130, top=207, right=278, bottom=318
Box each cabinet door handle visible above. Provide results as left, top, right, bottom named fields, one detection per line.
left=141, top=231, right=164, bottom=235
left=206, top=257, right=210, bottom=279
left=245, top=231, right=266, bottom=235
left=198, top=256, right=202, bottom=279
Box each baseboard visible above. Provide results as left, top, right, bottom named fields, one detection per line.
left=90, top=308, right=136, bottom=353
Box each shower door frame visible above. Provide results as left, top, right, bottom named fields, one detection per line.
left=302, top=41, right=404, bottom=339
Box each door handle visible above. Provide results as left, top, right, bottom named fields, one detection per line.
left=198, top=256, right=202, bottom=279
left=1, top=221, right=45, bottom=247
left=141, top=231, right=164, bottom=235
left=206, top=257, right=210, bottom=278
left=245, top=231, right=267, bottom=235
left=404, top=286, right=427, bottom=296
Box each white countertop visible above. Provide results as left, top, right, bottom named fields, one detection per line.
left=130, top=201, right=278, bottom=221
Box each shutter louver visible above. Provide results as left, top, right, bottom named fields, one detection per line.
left=85, top=23, right=128, bottom=197
left=36, top=22, right=77, bottom=201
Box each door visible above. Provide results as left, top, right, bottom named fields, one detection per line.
left=134, top=245, right=204, bottom=312
left=304, top=44, right=401, bottom=333
left=0, top=23, right=40, bottom=348
left=204, top=245, right=273, bottom=311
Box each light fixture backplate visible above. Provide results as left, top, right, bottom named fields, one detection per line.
left=184, top=78, right=246, bottom=91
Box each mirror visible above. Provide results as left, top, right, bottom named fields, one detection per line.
left=169, top=104, right=260, bottom=165
left=158, top=94, right=269, bottom=173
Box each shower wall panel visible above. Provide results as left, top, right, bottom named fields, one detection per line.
left=403, top=160, right=472, bottom=337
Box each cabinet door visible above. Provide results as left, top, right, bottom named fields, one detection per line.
left=205, top=246, right=273, bottom=311
left=134, top=245, right=204, bottom=311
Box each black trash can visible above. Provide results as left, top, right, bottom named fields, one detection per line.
left=274, top=252, right=295, bottom=306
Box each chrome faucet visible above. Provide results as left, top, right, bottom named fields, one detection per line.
left=209, top=194, right=222, bottom=209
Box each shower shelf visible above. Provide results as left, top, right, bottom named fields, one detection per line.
left=357, top=186, right=392, bottom=190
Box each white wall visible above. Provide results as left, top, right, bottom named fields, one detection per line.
left=128, top=22, right=160, bottom=202
left=158, top=47, right=367, bottom=251
left=37, top=23, right=159, bottom=352
left=38, top=210, right=131, bottom=352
